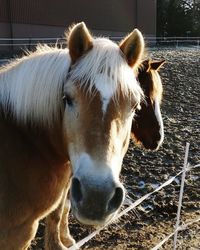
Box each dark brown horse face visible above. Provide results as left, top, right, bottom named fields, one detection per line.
left=131, top=60, right=165, bottom=150
left=131, top=97, right=163, bottom=150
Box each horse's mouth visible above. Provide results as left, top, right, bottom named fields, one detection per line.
left=71, top=200, right=117, bottom=227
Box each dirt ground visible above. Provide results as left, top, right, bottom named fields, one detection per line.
left=32, top=47, right=200, bottom=250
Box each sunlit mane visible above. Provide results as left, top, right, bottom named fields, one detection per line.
left=150, top=70, right=163, bottom=103
left=0, top=38, right=143, bottom=127
left=67, top=38, right=143, bottom=104
left=0, top=45, right=71, bottom=126
left=138, top=61, right=163, bottom=104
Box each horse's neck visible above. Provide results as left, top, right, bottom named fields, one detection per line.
left=0, top=111, right=68, bottom=166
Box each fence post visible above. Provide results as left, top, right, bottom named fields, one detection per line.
left=173, top=143, right=190, bottom=250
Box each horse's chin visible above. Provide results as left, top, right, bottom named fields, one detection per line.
left=133, top=138, right=160, bottom=151
left=142, top=142, right=161, bottom=151
left=71, top=204, right=117, bottom=227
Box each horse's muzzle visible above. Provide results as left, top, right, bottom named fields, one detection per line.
left=70, top=176, right=124, bottom=225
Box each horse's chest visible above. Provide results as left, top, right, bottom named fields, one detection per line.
left=32, top=163, right=71, bottom=217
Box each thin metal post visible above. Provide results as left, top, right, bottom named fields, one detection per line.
left=173, top=143, right=190, bottom=250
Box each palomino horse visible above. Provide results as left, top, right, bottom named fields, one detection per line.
left=44, top=59, right=165, bottom=249
left=0, top=22, right=145, bottom=249
left=132, top=59, right=165, bottom=150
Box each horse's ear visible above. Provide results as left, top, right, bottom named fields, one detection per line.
left=142, top=60, right=151, bottom=72
left=119, top=29, right=144, bottom=68
left=67, top=22, right=93, bottom=64
left=150, top=60, right=165, bottom=71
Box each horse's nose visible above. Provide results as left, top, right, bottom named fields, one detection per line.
left=107, top=186, right=124, bottom=213
left=142, top=132, right=161, bottom=150
left=71, top=176, right=124, bottom=223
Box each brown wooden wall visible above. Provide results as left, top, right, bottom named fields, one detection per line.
left=0, top=0, right=157, bottom=38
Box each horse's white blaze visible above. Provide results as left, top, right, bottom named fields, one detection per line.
left=154, top=97, right=164, bottom=146
left=94, top=74, right=117, bottom=114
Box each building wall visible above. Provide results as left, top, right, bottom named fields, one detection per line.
left=137, top=0, right=157, bottom=37
left=0, top=0, right=156, bottom=39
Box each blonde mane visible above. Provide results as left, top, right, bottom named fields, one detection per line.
left=150, top=69, right=163, bottom=103
left=0, top=45, right=71, bottom=126
left=137, top=59, right=163, bottom=104
left=0, top=38, right=143, bottom=126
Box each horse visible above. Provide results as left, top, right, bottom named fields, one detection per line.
left=131, top=59, right=165, bottom=150
left=0, top=22, right=145, bottom=249
left=44, top=58, right=166, bottom=249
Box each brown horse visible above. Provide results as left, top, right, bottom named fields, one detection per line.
left=0, top=22, right=145, bottom=249
left=44, top=59, right=165, bottom=249
left=132, top=59, right=165, bottom=150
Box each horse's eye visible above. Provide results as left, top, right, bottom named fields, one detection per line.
left=63, top=94, right=73, bottom=107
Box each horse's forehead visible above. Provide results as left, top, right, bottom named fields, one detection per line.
left=76, top=79, right=128, bottom=120
left=94, top=74, right=118, bottom=114
left=94, top=74, right=116, bottom=98
left=149, top=70, right=163, bottom=102
left=77, top=89, right=129, bottom=159
left=140, top=70, right=155, bottom=98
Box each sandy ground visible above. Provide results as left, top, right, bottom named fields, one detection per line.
left=32, top=47, right=200, bottom=250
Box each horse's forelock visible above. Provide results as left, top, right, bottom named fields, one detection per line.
left=150, top=70, right=163, bottom=103
left=66, top=38, right=143, bottom=107
left=138, top=64, right=163, bottom=104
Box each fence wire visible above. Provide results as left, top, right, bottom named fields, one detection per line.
left=68, top=144, right=200, bottom=250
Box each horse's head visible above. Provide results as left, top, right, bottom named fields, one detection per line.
left=63, top=23, right=144, bottom=226
left=131, top=59, right=165, bottom=150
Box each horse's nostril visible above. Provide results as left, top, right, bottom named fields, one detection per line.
left=108, top=187, right=124, bottom=213
left=71, top=177, right=83, bottom=203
